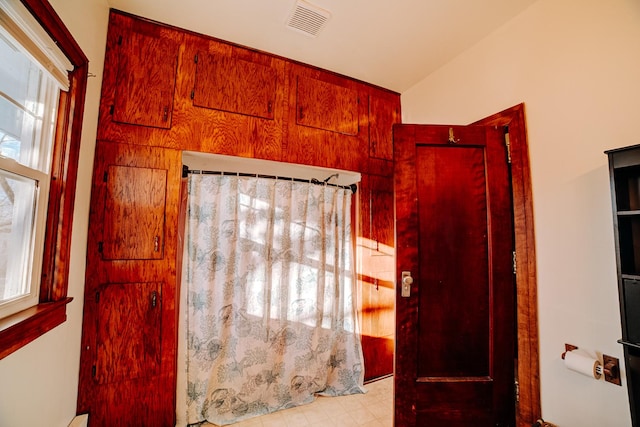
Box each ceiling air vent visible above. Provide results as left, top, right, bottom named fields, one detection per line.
left=286, top=0, right=331, bottom=38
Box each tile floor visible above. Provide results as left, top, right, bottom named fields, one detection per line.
left=205, top=376, right=393, bottom=427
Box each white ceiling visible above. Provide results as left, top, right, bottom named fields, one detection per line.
left=106, top=0, right=538, bottom=93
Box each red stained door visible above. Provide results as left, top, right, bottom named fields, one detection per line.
left=394, top=124, right=515, bottom=427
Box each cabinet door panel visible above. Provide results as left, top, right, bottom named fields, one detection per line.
left=296, top=75, right=359, bottom=135
left=358, top=174, right=395, bottom=381
left=370, top=175, right=395, bottom=250
left=95, top=282, right=162, bottom=384
left=103, top=165, right=167, bottom=260
left=369, top=94, right=399, bottom=161
left=113, top=29, right=179, bottom=128
left=193, top=52, right=277, bottom=119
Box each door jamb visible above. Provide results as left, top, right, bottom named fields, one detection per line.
left=473, top=103, right=541, bottom=426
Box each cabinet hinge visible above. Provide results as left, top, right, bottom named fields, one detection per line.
left=117, top=35, right=122, bottom=46
left=515, top=379, right=520, bottom=403
left=151, top=291, right=158, bottom=308
left=92, top=365, right=96, bottom=377
left=190, top=90, right=195, bottom=100
left=95, top=291, right=100, bottom=303
left=505, top=131, right=512, bottom=164
left=98, top=242, right=103, bottom=253
left=512, top=251, right=517, bottom=275
left=194, top=54, right=198, bottom=64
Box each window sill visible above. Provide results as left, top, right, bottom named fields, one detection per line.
left=0, top=297, right=73, bottom=360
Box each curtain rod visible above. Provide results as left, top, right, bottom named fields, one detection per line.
left=182, top=165, right=357, bottom=194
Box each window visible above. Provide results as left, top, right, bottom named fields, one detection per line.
left=0, top=22, right=63, bottom=317
left=0, top=0, right=87, bottom=359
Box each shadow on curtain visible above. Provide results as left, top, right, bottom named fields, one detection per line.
left=181, top=174, right=365, bottom=426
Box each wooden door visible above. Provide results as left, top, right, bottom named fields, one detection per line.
left=394, top=124, right=515, bottom=427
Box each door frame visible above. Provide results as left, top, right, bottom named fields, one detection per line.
left=472, top=103, right=541, bottom=426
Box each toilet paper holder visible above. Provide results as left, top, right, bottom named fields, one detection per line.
left=562, top=343, right=621, bottom=386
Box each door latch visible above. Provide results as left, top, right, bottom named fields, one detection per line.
left=401, top=271, right=413, bottom=297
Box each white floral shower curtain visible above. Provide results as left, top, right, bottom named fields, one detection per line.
left=183, top=173, right=365, bottom=426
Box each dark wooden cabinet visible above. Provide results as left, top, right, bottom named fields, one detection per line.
left=295, top=75, right=360, bottom=135
left=112, top=23, right=180, bottom=129
left=368, top=93, right=399, bottom=161
left=78, top=141, right=181, bottom=426
left=193, top=51, right=278, bottom=119
left=283, top=64, right=369, bottom=171
left=359, top=172, right=395, bottom=381
left=606, top=144, right=640, bottom=426
left=95, top=282, right=162, bottom=384
left=102, top=165, right=167, bottom=260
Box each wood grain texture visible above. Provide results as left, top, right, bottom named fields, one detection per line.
left=414, top=381, right=493, bottom=426
left=77, top=142, right=182, bottom=426
left=98, top=10, right=400, bottom=170
left=296, top=75, right=359, bottom=135
left=284, top=63, right=370, bottom=171
left=0, top=298, right=71, bottom=360
left=394, top=124, right=515, bottom=427
left=393, top=124, right=420, bottom=427
left=83, top=10, right=401, bottom=424
left=113, top=27, right=179, bottom=128
left=369, top=92, right=400, bottom=161
left=95, top=282, right=161, bottom=384
left=358, top=174, right=395, bottom=381
left=102, top=165, right=166, bottom=260
left=416, top=144, right=490, bottom=378
left=175, top=35, right=285, bottom=160
left=193, top=51, right=277, bottom=119
left=97, top=12, right=185, bottom=147
left=370, top=175, right=395, bottom=249
left=473, top=103, right=541, bottom=427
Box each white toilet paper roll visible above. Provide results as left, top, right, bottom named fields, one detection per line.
left=564, top=351, right=601, bottom=379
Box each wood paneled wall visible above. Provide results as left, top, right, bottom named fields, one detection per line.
left=78, top=9, right=400, bottom=425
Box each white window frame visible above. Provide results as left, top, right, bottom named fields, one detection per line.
left=0, top=0, right=71, bottom=318
left=0, top=158, right=49, bottom=316
left=0, top=0, right=87, bottom=361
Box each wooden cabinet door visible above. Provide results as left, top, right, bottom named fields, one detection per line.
left=359, top=174, right=395, bottom=381
left=102, top=165, right=167, bottom=260
left=113, top=28, right=179, bottom=128
left=193, top=51, right=278, bottom=119
left=296, top=75, right=359, bottom=135
left=78, top=142, right=181, bottom=427
left=369, top=93, right=400, bottom=161
left=95, top=282, right=162, bottom=384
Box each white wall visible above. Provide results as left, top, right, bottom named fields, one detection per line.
left=0, top=0, right=108, bottom=425
left=401, top=0, right=640, bottom=425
